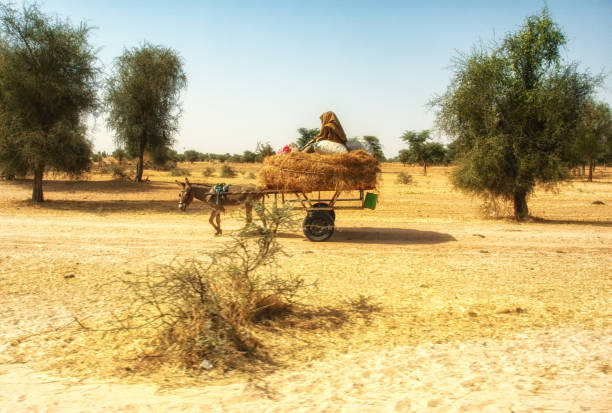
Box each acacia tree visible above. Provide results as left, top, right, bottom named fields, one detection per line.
left=399, top=130, right=446, bottom=174
left=572, top=100, right=611, bottom=181
left=296, top=127, right=319, bottom=148
left=105, top=43, right=186, bottom=182
left=431, top=8, right=598, bottom=220
left=362, top=136, right=386, bottom=162
left=255, top=141, right=275, bottom=161
left=0, top=3, right=98, bottom=200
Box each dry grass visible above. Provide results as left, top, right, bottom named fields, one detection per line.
left=0, top=161, right=610, bottom=385
left=258, top=150, right=380, bottom=192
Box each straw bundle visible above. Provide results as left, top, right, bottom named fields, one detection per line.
left=258, top=150, right=380, bottom=192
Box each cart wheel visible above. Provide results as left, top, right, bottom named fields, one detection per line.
left=311, top=203, right=335, bottom=220
left=302, top=211, right=335, bottom=242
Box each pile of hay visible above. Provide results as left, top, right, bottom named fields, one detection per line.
left=258, top=150, right=380, bottom=192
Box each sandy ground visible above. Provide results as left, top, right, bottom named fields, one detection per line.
left=1, top=329, right=610, bottom=412
left=0, top=163, right=610, bottom=411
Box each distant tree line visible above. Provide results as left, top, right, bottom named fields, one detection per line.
left=93, top=142, right=277, bottom=166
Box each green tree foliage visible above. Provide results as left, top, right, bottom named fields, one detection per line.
left=431, top=8, right=598, bottom=220
left=149, top=146, right=177, bottom=170
left=242, top=150, right=257, bottom=163
left=183, top=149, right=201, bottom=163
left=0, top=3, right=98, bottom=200
left=296, top=127, right=319, bottom=148
left=112, top=148, right=128, bottom=163
left=399, top=130, right=446, bottom=174
left=362, top=136, right=386, bottom=162
left=444, top=140, right=459, bottom=163
left=255, top=141, right=275, bottom=162
left=572, top=100, right=612, bottom=181
left=105, top=43, right=186, bottom=182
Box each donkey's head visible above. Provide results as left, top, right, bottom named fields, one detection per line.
left=176, top=178, right=194, bottom=211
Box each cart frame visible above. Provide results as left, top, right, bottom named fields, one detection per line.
left=261, top=189, right=375, bottom=241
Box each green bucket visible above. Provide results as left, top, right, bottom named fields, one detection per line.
left=363, top=192, right=378, bottom=210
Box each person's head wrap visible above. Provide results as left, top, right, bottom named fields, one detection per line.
left=315, top=111, right=347, bottom=144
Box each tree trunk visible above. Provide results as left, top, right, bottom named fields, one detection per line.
left=136, top=153, right=144, bottom=182
left=423, top=162, right=428, bottom=176
left=32, top=168, right=44, bottom=202
left=581, top=164, right=586, bottom=177
left=588, top=157, right=594, bottom=182
left=513, top=191, right=528, bottom=221
left=135, top=139, right=146, bottom=182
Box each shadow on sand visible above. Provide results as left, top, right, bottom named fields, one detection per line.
left=529, top=217, right=612, bottom=227
left=20, top=199, right=178, bottom=214
left=328, top=227, right=456, bottom=245
left=277, top=227, right=457, bottom=245
left=5, top=178, right=172, bottom=194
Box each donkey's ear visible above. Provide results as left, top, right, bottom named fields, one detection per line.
left=175, top=180, right=185, bottom=188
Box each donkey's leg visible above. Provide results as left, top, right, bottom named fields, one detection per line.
left=215, top=210, right=222, bottom=235
left=245, top=202, right=253, bottom=224
left=209, top=209, right=220, bottom=235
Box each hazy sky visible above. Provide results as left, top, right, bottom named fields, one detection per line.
left=41, top=0, right=612, bottom=157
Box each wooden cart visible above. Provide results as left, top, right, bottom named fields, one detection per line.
left=263, top=189, right=377, bottom=242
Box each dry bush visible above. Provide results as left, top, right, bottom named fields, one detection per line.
left=110, top=203, right=305, bottom=369
left=395, top=171, right=412, bottom=185
left=202, top=167, right=215, bottom=177
left=111, top=165, right=130, bottom=180
left=97, top=164, right=112, bottom=174
left=169, top=167, right=190, bottom=177
left=221, top=164, right=237, bottom=178
left=152, top=160, right=177, bottom=171
left=479, top=191, right=513, bottom=218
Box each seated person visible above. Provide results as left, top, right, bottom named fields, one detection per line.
left=315, top=111, right=347, bottom=144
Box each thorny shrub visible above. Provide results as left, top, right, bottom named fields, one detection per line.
left=220, top=164, right=237, bottom=178
left=111, top=165, right=129, bottom=180
left=396, top=171, right=413, bottom=185
left=113, top=203, right=305, bottom=369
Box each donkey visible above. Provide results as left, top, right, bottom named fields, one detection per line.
left=176, top=178, right=264, bottom=235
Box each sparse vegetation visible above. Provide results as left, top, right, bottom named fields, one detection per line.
left=2, top=164, right=611, bottom=390
left=111, top=165, right=129, bottom=180
left=202, top=167, right=215, bottom=177
left=221, top=164, right=237, bottom=178
left=110, top=204, right=304, bottom=368
left=170, top=167, right=190, bottom=177
left=396, top=171, right=413, bottom=184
